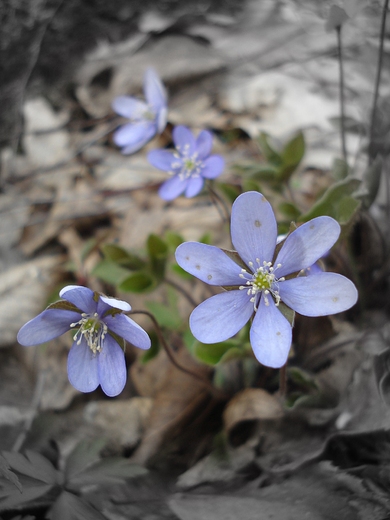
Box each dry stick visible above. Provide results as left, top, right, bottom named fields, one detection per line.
left=368, top=0, right=390, bottom=163
left=336, top=24, right=347, bottom=163
left=129, top=310, right=228, bottom=400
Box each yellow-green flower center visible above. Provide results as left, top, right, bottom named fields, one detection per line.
left=239, top=260, right=285, bottom=310
left=70, top=313, right=108, bottom=354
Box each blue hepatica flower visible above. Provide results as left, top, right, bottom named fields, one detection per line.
left=175, top=191, right=358, bottom=368
left=148, top=125, right=225, bottom=200
left=17, top=286, right=150, bottom=397
left=112, top=67, right=167, bottom=155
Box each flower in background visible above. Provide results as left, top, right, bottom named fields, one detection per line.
left=17, top=286, right=150, bottom=397
left=112, top=68, right=167, bottom=154
left=148, top=125, right=224, bottom=200
left=175, top=191, right=357, bottom=368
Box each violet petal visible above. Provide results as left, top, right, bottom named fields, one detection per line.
left=67, top=339, right=99, bottom=393
left=17, top=309, right=81, bottom=346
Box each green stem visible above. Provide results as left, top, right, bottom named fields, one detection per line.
left=164, top=277, right=198, bottom=308
left=368, top=0, right=389, bottom=162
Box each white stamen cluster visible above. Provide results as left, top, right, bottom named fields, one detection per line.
left=172, top=143, right=204, bottom=180
left=70, top=313, right=108, bottom=355
left=239, top=259, right=285, bottom=310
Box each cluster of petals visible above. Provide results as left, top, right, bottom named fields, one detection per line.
left=17, top=286, right=150, bottom=397
left=112, top=68, right=167, bottom=155
left=148, top=125, right=224, bottom=200
left=175, top=191, right=358, bottom=368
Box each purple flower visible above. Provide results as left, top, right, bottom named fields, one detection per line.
left=17, top=286, right=150, bottom=397
left=175, top=191, right=358, bottom=368
left=148, top=125, right=224, bottom=200
left=112, top=68, right=167, bottom=154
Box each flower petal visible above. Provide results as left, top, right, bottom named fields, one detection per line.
left=275, top=217, right=340, bottom=278
left=278, top=272, right=358, bottom=316
left=144, top=68, right=167, bottom=112
left=231, top=191, right=277, bottom=267
left=67, top=339, right=99, bottom=393
left=156, top=106, right=168, bottom=134
left=59, top=286, right=96, bottom=314
left=190, top=290, right=253, bottom=343
left=158, top=175, right=188, bottom=201
left=175, top=242, right=243, bottom=286
left=97, top=335, right=127, bottom=397
left=148, top=150, right=181, bottom=172
left=113, top=122, right=155, bottom=149
left=104, top=314, right=151, bottom=350
left=196, top=130, right=213, bottom=159
left=17, top=309, right=81, bottom=346
left=112, top=96, right=148, bottom=119
left=172, top=126, right=196, bottom=156
left=250, top=295, right=292, bottom=368
left=185, top=176, right=204, bottom=198
left=201, top=155, right=224, bottom=179
left=99, top=295, right=131, bottom=312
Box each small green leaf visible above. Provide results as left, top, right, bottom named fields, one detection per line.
left=119, top=272, right=156, bottom=293
left=217, top=183, right=240, bottom=204
left=164, top=231, right=184, bottom=251
left=279, top=130, right=305, bottom=181
left=299, top=177, right=361, bottom=223
left=257, top=133, right=282, bottom=165
left=288, top=367, right=318, bottom=391
left=141, top=332, right=160, bottom=363
left=67, top=459, right=147, bottom=489
left=2, top=451, right=57, bottom=485
left=360, top=156, right=383, bottom=209
left=91, top=259, right=131, bottom=286
left=47, top=300, right=81, bottom=313
left=102, top=244, right=145, bottom=269
left=0, top=454, right=22, bottom=493
left=48, top=491, right=107, bottom=520
left=278, top=302, right=295, bottom=327
left=147, top=234, right=168, bottom=280
left=332, top=157, right=349, bottom=180
left=278, top=201, right=301, bottom=220
left=337, top=195, right=361, bottom=224
left=145, top=301, right=182, bottom=331
left=64, top=439, right=106, bottom=483
left=194, top=340, right=241, bottom=366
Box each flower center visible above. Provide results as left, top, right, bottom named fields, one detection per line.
left=172, top=144, right=204, bottom=180
left=70, top=313, right=108, bottom=354
left=142, top=107, right=156, bottom=121
left=239, top=260, right=284, bottom=310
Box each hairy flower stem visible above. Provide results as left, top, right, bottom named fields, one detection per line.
left=207, top=183, right=231, bottom=224
left=368, top=0, right=389, bottom=163
left=129, top=310, right=229, bottom=399
left=336, top=25, right=347, bottom=163
left=279, top=363, right=287, bottom=398
left=164, top=277, right=199, bottom=308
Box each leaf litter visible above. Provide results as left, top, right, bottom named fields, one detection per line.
left=1, top=0, right=390, bottom=518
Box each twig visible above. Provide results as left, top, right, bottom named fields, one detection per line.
left=336, top=25, right=347, bottom=163
left=207, top=183, right=231, bottom=224
left=12, top=369, right=46, bottom=452
left=368, top=0, right=389, bottom=162
left=129, top=310, right=229, bottom=399
left=164, top=277, right=198, bottom=308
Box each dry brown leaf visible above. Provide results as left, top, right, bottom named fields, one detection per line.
left=223, top=388, right=284, bottom=435
left=130, top=348, right=212, bottom=465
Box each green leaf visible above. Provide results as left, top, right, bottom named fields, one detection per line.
left=170, top=264, right=194, bottom=280
left=141, top=332, right=160, bottom=363
left=145, top=300, right=182, bottom=331
left=91, top=259, right=131, bottom=286
left=0, top=454, right=22, bottom=493
left=67, top=459, right=147, bottom=489
left=217, top=183, right=240, bottom=204
left=64, top=439, right=106, bottom=483
left=287, top=367, right=318, bottom=391
left=0, top=482, right=54, bottom=511
left=299, top=177, right=361, bottom=223
left=279, top=130, right=305, bottom=181
left=257, top=133, right=282, bottom=165
left=147, top=234, right=168, bottom=280
left=337, top=195, right=361, bottom=224
left=48, top=491, right=107, bottom=520
left=47, top=299, right=81, bottom=313
left=119, top=272, right=156, bottom=293
left=194, top=340, right=242, bottom=366
left=164, top=231, right=184, bottom=251
left=278, top=302, right=295, bottom=327
left=278, top=201, right=301, bottom=220
left=2, top=451, right=57, bottom=485
left=101, top=244, right=145, bottom=269
left=332, top=157, right=349, bottom=180
left=360, top=156, right=383, bottom=209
